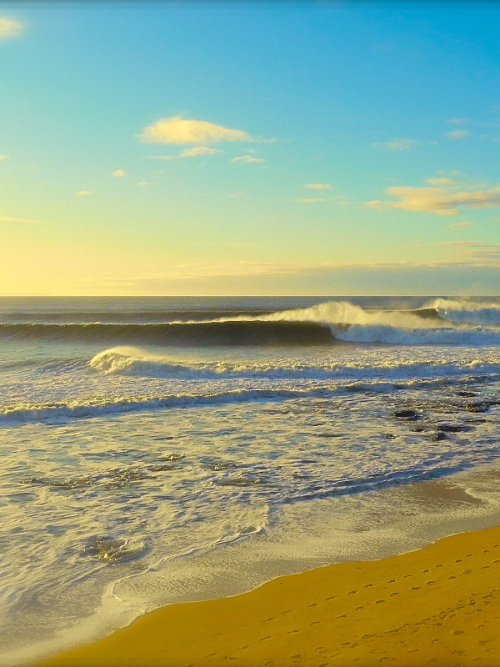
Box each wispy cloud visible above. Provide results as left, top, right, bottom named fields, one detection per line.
left=147, top=146, right=221, bottom=160
left=111, top=169, right=126, bottom=178
left=94, top=252, right=500, bottom=291
left=294, top=197, right=333, bottom=204
left=137, top=181, right=151, bottom=187
left=447, top=118, right=468, bottom=125
left=373, top=138, right=417, bottom=151
left=0, top=215, right=43, bottom=224
left=426, top=177, right=455, bottom=185
left=76, top=190, right=92, bottom=197
left=231, top=155, right=265, bottom=164
left=304, top=183, right=333, bottom=190
left=366, top=183, right=500, bottom=216
left=448, top=221, right=472, bottom=229
left=139, top=116, right=260, bottom=145
left=0, top=18, right=25, bottom=38
left=0, top=154, right=10, bottom=161
left=445, top=129, right=470, bottom=140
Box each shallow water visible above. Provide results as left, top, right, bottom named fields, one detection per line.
left=0, top=296, right=498, bottom=664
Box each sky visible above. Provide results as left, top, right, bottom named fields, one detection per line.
left=1, top=1, right=499, bottom=296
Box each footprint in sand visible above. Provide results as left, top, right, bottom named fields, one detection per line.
left=387, top=579, right=396, bottom=583
left=412, top=586, right=421, bottom=590
left=288, top=629, right=300, bottom=634
left=455, top=559, right=463, bottom=563
left=390, top=592, right=399, bottom=597
left=355, top=606, right=364, bottom=611
left=364, top=583, right=374, bottom=588
left=481, top=565, right=490, bottom=569
left=260, top=636, right=271, bottom=641
left=348, top=590, right=358, bottom=595
left=308, top=602, right=317, bottom=607
left=449, top=575, right=457, bottom=579
left=326, top=595, right=336, bottom=600
left=375, top=599, right=386, bottom=604
left=426, top=580, right=436, bottom=585
left=310, top=621, right=320, bottom=626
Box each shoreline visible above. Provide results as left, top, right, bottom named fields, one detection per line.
left=35, top=524, right=500, bottom=667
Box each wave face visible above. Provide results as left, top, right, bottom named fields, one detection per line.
left=0, top=297, right=499, bottom=347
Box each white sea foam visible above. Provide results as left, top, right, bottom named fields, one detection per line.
left=90, top=346, right=500, bottom=381
left=428, top=297, right=500, bottom=325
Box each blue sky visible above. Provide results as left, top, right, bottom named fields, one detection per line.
left=1, top=1, right=499, bottom=295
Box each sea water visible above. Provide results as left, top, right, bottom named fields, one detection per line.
left=0, top=296, right=499, bottom=664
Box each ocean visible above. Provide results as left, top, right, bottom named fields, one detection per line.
left=0, top=295, right=499, bottom=665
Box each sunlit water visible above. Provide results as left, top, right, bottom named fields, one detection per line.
left=0, top=296, right=499, bottom=664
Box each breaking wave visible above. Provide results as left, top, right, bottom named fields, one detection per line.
left=0, top=299, right=498, bottom=347
left=90, top=346, right=500, bottom=381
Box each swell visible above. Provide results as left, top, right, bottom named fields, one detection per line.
left=0, top=321, right=334, bottom=346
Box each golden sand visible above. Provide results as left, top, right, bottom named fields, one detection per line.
left=37, top=526, right=500, bottom=667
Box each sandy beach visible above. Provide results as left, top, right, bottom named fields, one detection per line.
left=36, top=524, right=500, bottom=667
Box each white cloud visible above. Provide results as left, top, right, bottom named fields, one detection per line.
left=447, top=118, right=468, bottom=125
left=373, top=138, right=416, bottom=151
left=76, top=190, right=92, bottom=197
left=137, top=181, right=151, bottom=187
left=446, top=129, right=470, bottom=140
left=304, top=183, right=333, bottom=190
left=0, top=18, right=25, bottom=38
left=231, top=155, right=265, bottom=164
left=139, top=116, right=256, bottom=145
left=112, top=169, right=126, bottom=178
left=366, top=184, right=500, bottom=216
left=0, top=154, right=9, bottom=161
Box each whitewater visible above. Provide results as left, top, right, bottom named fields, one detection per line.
left=0, top=295, right=498, bottom=665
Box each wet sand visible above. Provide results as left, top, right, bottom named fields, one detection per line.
left=35, top=524, right=500, bottom=667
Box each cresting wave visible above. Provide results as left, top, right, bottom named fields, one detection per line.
left=0, top=299, right=498, bottom=346
left=90, top=346, right=500, bottom=381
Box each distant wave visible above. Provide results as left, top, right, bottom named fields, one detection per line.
left=0, top=299, right=498, bottom=347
